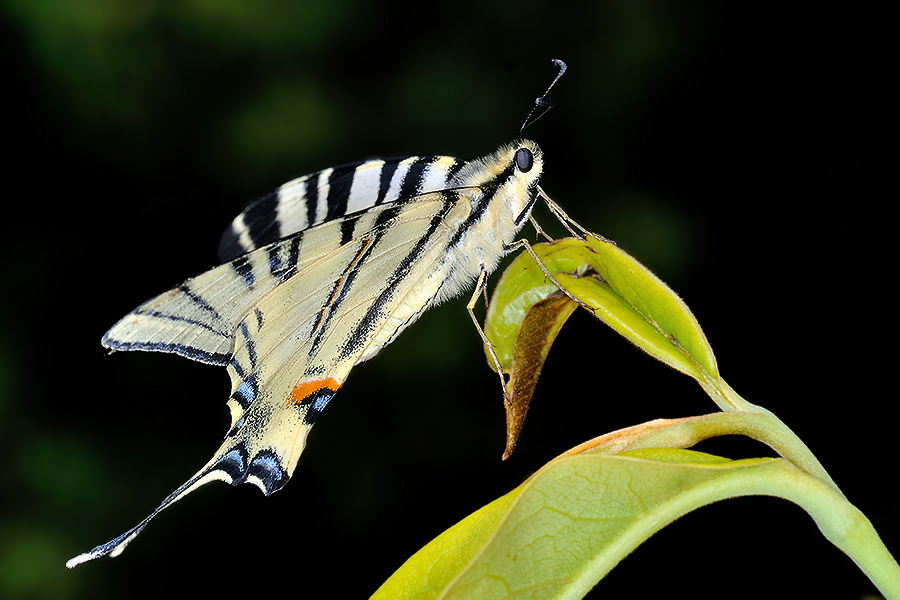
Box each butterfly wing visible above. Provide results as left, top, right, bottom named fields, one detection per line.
left=218, top=155, right=467, bottom=261
left=68, top=189, right=476, bottom=567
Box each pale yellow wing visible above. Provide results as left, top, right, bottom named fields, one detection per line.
left=68, top=188, right=475, bottom=566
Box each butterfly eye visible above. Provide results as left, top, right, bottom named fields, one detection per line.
left=515, top=148, right=534, bottom=173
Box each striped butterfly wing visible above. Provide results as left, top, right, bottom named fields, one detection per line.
left=68, top=188, right=483, bottom=565
left=219, top=155, right=467, bottom=261
left=221, top=192, right=479, bottom=488
left=68, top=140, right=545, bottom=567
left=98, top=155, right=467, bottom=367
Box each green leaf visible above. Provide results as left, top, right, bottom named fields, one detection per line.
left=485, top=238, right=843, bottom=486
left=559, top=236, right=717, bottom=382
left=486, top=237, right=769, bottom=419
left=374, top=445, right=899, bottom=599
left=371, top=487, right=525, bottom=600
left=483, top=236, right=729, bottom=454
left=483, top=241, right=589, bottom=372
left=461, top=235, right=898, bottom=598
left=489, top=237, right=718, bottom=385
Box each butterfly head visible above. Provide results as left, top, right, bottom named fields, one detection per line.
left=508, top=138, right=543, bottom=192
left=452, top=139, right=544, bottom=240
left=508, top=139, right=544, bottom=227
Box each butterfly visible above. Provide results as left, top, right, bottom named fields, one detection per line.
left=67, top=59, right=569, bottom=568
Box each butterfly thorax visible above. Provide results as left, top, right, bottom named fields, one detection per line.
left=357, top=140, right=545, bottom=362
left=436, top=139, right=544, bottom=302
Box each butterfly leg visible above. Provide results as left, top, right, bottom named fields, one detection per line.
left=467, top=266, right=512, bottom=403
left=537, top=186, right=614, bottom=245
left=527, top=214, right=555, bottom=243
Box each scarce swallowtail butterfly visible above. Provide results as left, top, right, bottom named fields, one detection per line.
left=68, top=60, right=570, bottom=568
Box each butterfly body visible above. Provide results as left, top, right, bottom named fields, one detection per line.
left=68, top=139, right=545, bottom=567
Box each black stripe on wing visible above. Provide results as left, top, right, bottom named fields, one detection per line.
left=325, top=163, right=357, bottom=221
left=268, top=235, right=302, bottom=281
left=375, top=160, right=400, bottom=205
left=103, top=339, right=232, bottom=366
left=219, top=159, right=377, bottom=262
left=398, top=156, right=435, bottom=201
left=218, top=156, right=461, bottom=262
left=338, top=191, right=458, bottom=361
left=102, top=281, right=234, bottom=366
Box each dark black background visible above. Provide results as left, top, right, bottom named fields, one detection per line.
left=1, top=2, right=890, bottom=598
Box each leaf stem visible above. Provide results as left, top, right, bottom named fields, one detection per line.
left=748, top=463, right=900, bottom=600
left=710, top=380, right=842, bottom=495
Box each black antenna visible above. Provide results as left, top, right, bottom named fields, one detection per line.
left=519, top=59, right=567, bottom=139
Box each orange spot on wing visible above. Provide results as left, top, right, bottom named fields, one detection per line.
left=289, top=378, right=341, bottom=406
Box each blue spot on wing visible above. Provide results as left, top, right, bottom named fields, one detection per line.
left=215, top=447, right=248, bottom=480
left=234, top=380, right=257, bottom=407
left=246, top=450, right=288, bottom=495
left=302, top=388, right=337, bottom=426
left=311, top=393, right=333, bottom=414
